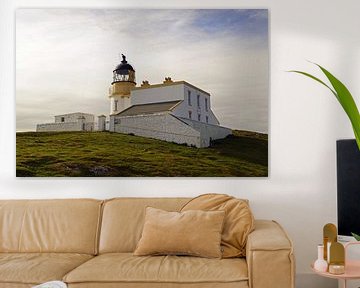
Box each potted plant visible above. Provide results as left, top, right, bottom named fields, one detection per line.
left=290, top=63, right=360, bottom=240
left=290, top=63, right=360, bottom=150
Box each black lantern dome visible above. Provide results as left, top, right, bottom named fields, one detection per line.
left=112, top=54, right=136, bottom=84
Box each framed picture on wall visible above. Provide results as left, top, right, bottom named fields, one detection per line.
left=16, top=9, right=269, bottom=177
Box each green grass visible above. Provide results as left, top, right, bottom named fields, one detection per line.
left=16, top=131, right=268, bottom=177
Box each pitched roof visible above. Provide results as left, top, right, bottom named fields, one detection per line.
left=115, top=100, right=181, bottom=117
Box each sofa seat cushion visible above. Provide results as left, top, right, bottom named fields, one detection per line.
left=64, top=253, right=248, bottom=286
left=0, top=253, right=93, bottom=285
left=0, top=284, right=33, bottom=288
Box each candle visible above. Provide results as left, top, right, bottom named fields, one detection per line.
left=328, top=264, right=345, bottom=275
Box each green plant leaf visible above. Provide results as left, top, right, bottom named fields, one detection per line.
left=289, top=64, right=360, bottom=150
left=316, top=65, right=360, bottom=150
left=288, top=70, right=337, bottom=98
left=351, top=232, right=360, bottom=241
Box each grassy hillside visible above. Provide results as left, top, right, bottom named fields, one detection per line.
left=16, top=131, right=268, bottom=177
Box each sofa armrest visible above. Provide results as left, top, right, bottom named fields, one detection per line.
left=246, top=220, right=295, bottom=288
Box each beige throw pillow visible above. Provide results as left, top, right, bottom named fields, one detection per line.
left=134, top=207, right=225, bottom=258
left=181, top=193, right=255, bottom=258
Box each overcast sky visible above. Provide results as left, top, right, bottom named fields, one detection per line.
left=16, top=9, right=269, bottom=132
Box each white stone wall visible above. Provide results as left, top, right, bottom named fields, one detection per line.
left=37, top=112, right=95, bottom=132
left=113, top=112, right=231, bottom=148
left=97, top=116, right=106, bottom=131
left=54, top=113, right=94, bottom=123
left=180, top=117, right=232, bottom=147
left=84, top=122, right=94, bottom=131
left=37, top=122, right=82, bottom=132
left=109, top=116, right=115, bottom=132
left=131, top=84, right=184, bottom=105
left=113, top=113, right=202, bottom=147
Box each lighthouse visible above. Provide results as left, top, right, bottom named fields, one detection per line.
left=108, top=54, right=136, bottom=115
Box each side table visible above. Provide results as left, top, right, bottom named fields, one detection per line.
left=311, top=242, right=360, bottom=288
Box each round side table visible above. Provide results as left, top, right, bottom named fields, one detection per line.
left=311, top=242, right=360, bottom=288
left=312, top=261, right=360, bottom=288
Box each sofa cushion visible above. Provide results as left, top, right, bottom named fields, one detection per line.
left=99, top=198, right=190, bottom=253
left=0, top=199, right=103, bottom=254
left=181, top=194, right=254, bottom=258
left=0, top=284, right=33, bottom=288
left=134, top=207, right=225, bottom=258
left=63, top=253, right=248, bottom=285
left=0, top=253, right=93, bottom=285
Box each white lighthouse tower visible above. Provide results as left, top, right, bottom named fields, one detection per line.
left=108, top=54, right=136, bottom=115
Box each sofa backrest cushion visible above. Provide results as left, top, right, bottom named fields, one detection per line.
left=181, top=194, right=254, bottom=258
left=0, top=199, right=102, bottom=254
left=99, top=198, right=189, bottom=253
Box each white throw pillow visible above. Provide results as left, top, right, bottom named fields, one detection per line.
left=32, top=281, right=67, bottom=288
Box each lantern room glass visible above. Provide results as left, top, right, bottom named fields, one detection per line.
left=113, top=70, right=135, bottom=83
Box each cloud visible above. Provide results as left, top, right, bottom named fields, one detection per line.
left=16, top=9, right=269, bottom=132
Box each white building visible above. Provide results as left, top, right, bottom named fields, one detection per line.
left=35, top=55, right=232, bottom=147
left=109, top=55, right=232, bottom=148
left=36, top=112, right=95, bottom=132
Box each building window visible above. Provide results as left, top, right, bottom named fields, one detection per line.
left=61, top=117, right=65, bottom=123
left=188, top=91, right=192, bottom=106
left=114, top=100, right=118, bottom=111
left=188, top=111, right=192, bottom=119
left=205, top=98, right=208, bottom=111
left=198, top=114, right=201, bottom=121
left=206, top=116, right=209, bottom=123
left=197, top=94, right=200, bottom=107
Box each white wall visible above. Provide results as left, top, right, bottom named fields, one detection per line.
left=172, top=101, right=219, bottom=125
left=54, top=113, right=95, bottom=124
left=1, top=1, right=360, bottom=288
left=180, top=117, right=232, bottom=147
left=110, top=95, right=131, bottom=114
left=172, top=84, right=219, bottom=125
left=114, top=113, right=201, bottom=147
left=37, top=122, right=84, bottom=132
